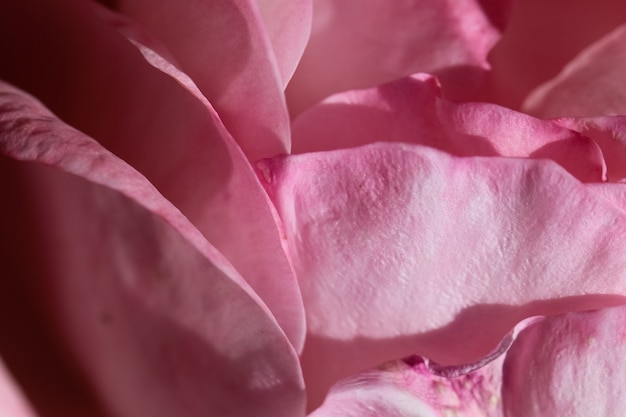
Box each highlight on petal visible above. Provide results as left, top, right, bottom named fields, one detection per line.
left=255, top=0, right=312, bottom=86
left=111, top=0, right=290, bottom=159
left=0, top=360, right=38, bottom=417
left=259, top=142, right=626, bottom=406
left=309, top=354, right=505, bottom=417
left=523, top=24, right=626, bottom=118
left=503, top=306, right=626, bottom=417
left=479, top=0, right=626, bottom=110
left=286, top=0, right=507, bottom=115
left=291, top=73, right=605, bottom=182
left=0, top=0, right=305, bottom=351
left=0, top=81, right=305, bottom=417
left=554, top=117, right=626, bottom=182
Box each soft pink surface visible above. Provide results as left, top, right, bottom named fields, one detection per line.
left=0, top=360, right=38, bottom=417
left=255, top=0, right=312, bottom=86
left=479, top=0, right=626, bottom=109
left=291, top=73, right=605, bottom=182
left=260, top=142, right=626, bottom=407
left=286, top=0, right=507, bottom=115
left=309, top=356, right=504, bottom=417
left=0, top=81, right=305, bottom=417
left=113, top=0, right=291, bottom=160
left=524, top=24, right=626, bottom=118
left=503, top=306, right=626, bottom=416
left=554, top=117, right=626, bottom=182
left=0, top=0, right=305, bottom=351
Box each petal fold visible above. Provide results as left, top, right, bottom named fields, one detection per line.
left=292, top=74, right=605, bottom=182
left=309, top=355, right=505, bottom=417
left=523, top=24, right=626, bottom=118
left=479, top=0, right=626, bottom=109
left=255, top=0, right=313, bottom=86
left=0, top=0, right=305, bottom=351
left=0, top=81, right=305, bottom=417
left=259, top=142, right=626, bottom=405
left=0, top=360, right=39, bottom=417
left=503, top=306, right=626, bottom=416
left=113, top=0, right=291, bottom=159
left=286, top=0, right=506, bottom=115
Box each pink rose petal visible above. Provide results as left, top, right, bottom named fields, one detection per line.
left=309, top=355, right=505, bottom=417
left=259, top=142, right=626, bottom=406
left=255, top=0, right=313, bottom=86
left=503, top=306, right=626, bottom=416
left=0, top=0, right=305, bottom=351
left=554, top=117, right=626, bottom=182
left=0, top=360, right=39, bottom=417
left=286, top=0, right=507, bottom=115
left=112, top=0, right=290, bottom=159
left=479, top=0, right=626, bottom=110
left=0, top=81, right=305, bottom=417
left=291, top=73, right=605, bottom=182
left=524, top=24, right=626, bottom=118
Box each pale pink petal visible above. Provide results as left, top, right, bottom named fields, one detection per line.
left=555, top=117, right=626, bottom=182
left=111, top=0, right=290, bottom=159
left=0, top=0, right=305, bottom=351
left=292, top=73, right=605, bottom=182
left=286, top=0, right=507, bottom=115
left=503, top=306, right=626, bottom=416
left=255, top=0, right=313, bottom=86
left=0, top=81, right=305, bottom=417
left=0, top=360, right=39, bottom=417
left=479, top=0, right=626, bottom=110
left=309, top=355, right=505, bottom=417
left=259, top=142, right=626, bottom=407
left=524, top=24, right=626, bottom=118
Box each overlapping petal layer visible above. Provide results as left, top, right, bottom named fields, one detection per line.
left=286, top=0, right=507, bottom=115
left=259, top=142, right=626, bottom=405
left=554, top=117, right=626, bottom=182
left=0, top=0, right=305, bottom=350
left=254, top=0, right=312, bottom=86
left=480, top=0, right=626, bottom=109
left=524, top=24, right=626, bottom=118
left=309, top=356, right=505, bottom=417
left=503, top=306, right=626, bottom=416
left=291, top=74, right=605, bottom=182
left=112, top=0, right=291, bottom=159
left=0, top=359, right=38, bottom=417
left=0, top=81, right=305, bottom=417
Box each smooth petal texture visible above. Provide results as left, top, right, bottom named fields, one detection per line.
left=554, top=117, right=626, bottom=182
left=0, top=360, right=38, bottom=417
left=286, top=0, right=506, bottom=115
left=255, top=0, right=312, bottom=86
left=310, top=355, right=505, bottom=417
left=523, top=24, right=626, bottom=118
left=479, top=0, right=626, bottom=110
left=503, top=306, right=626, bottom=416
left=0, top=81, right=305, bottom=417
left=259, top=142, right=626, bottom=406
left=113, top=0, right=290, bottom=159
left=0, top=0, right=305, bottom=351
left=291, top=74, right=605, bottom=182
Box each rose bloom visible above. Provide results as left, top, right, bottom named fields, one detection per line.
left=2, top=0, right=626, bottom=416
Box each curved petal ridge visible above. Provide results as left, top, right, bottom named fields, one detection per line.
left=0, top=0, right=305, bottom=350
left=259, top=141, right=626, bottom=405
left=291, top=74, right=606, bottom=183
left=286, top=0, right=505, bottom=115
left=0, top=80, right=305, bottom=417
left=0, top=359, right=39, bottom=417
left=503, top=306, right=626, bottom=416
left=114, top=0, right=291, bottom=159
left=523, top=24, right=626, bottom=119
